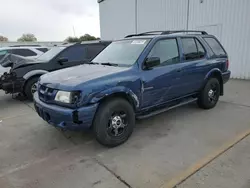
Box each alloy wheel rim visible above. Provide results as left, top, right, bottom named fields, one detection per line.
left=31, top=83, right=37, bottom=94
left=208, top=83, right=218, bottom=102
left=107, top=111, right=128, bottom=137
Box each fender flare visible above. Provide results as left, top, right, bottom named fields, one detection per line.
left=203, top=68, right=224, bottom=95
left=90, top=86, right=140, bottom=109
left=204, top=68, right=222, bottom=80
left=23, top=70, right=49, bottom=80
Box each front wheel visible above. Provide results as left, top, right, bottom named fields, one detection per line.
left=197, top=78, right=220, bottom=109
left=24, top=77, right=39, bottom=100
left=93, top=98, right=135, bottom=147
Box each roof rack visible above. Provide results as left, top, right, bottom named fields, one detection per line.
left=9, top=44, right=42, bottom=47
left=125, top=30, right=208, bottom=38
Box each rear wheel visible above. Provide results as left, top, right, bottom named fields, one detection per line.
left=24, top=76, right=39, bottom=100
left=93, top=98, right=135, bottom=147
left=197, top=78, right=220, bottom=109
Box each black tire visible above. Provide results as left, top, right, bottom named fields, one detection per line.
left=197, top=78, right=220, bottom=109
left=93, top=98, right=135, bottom=147
left=24, top=76, right=39, bottom=100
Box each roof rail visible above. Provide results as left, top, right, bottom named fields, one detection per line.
left=9, top=44, right=42, bottom=47
left=125, top=31, right=166, bottom=38
left=162, top=30, right=208, bottom=35
left=125, top=30, right=208, bottom=38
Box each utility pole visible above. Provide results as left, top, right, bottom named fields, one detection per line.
left=186, top=0, right=190, bottom=30
left=135, top=0, right=138, bottom=34
left=72, top=26, right=76, bottom=37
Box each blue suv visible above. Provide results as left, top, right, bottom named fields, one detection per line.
left=34, top=30, right=231, bottom=147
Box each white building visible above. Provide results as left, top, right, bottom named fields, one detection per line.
left=98, top=0, right=250, bottom=79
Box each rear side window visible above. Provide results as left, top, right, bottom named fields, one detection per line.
left=181, top=38, right=205, bottom=61
left=8, top=49, right=37, bottom=57
left=203, top=37, right=226, bottom=56
left=86, top=44, right=106, bottom=60
left=58, top=45, right=86, bottom=62
left=148, top=39, right=180, bottom=66
left=36, top=48, right=48, bottom=53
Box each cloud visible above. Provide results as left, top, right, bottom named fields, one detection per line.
left=0, top=0, right=100, bottom=41
left=46, top=0, right=97, bottom=16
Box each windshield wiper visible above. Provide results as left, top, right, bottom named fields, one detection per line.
left=100, top=62, right=118, bottom=67
left=82, top=62, right=99, bottom=65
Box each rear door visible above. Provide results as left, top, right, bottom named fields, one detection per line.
left=177, top=37, right=210, bottom=96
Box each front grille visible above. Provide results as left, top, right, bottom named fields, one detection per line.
left=38, top=84, right=57, bottom=103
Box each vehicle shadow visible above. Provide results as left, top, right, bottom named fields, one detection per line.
left=58, top=102, right=200, bottom=147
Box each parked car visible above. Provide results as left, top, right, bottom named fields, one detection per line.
left=0, top=41, right=111, bottom=99
left=0, top=46, right=49, bottom=60
left=0, top=54, right=32, bottom=76
left=33, top=30, right=231, bottom=147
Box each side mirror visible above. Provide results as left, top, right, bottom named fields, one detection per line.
left=144, top=57, right=160, bottom=69
left=57, top=57, right=68, bottom=64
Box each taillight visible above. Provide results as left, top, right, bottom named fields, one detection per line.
left=226, top=60, right=229, bottom=70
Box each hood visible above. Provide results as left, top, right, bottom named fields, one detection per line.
left=0, top=54, right=43, bottom=69
left=40, top=64, right=129, bottom=89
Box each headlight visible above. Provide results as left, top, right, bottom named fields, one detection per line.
left=55, top=91, right=71, bottom=103
left=54, top=91, right=81, bottom=104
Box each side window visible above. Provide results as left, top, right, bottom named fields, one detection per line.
left=86, top=44, right=106, bottom=60
left=58, top=45, right=86, bottom=62
left=195, top=39, right=205, bottom=58
left=36, top=48, right=49, bottom=53
left=203, top=37, right=226, bottom=56
left=9, top=49, right=37, bottom=57
left=147, top=39, right=179, bottom=67
left=182, top=38, right=206, bottom=61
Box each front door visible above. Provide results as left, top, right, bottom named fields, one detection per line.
left=53, top=45, right=87, bottom=70
left=140, top=38, right=183, bottom=109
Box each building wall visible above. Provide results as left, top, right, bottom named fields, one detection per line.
left=188, top=0, right=250, bottom=79
left=99, top=0, right=136, bottom=40
left=99, top=0, right=250, bottom=79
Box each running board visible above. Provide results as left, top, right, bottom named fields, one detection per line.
left=137, top=98, right=197, bottom=119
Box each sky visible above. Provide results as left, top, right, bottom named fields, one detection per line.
left=0, top=0, right=100, bottom=41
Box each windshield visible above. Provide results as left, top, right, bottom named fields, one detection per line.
left=36, top=47, right=65, bottom=61
left=92, top=39, right=150, bottom=67
left=0, top=50, right=8, bottom=56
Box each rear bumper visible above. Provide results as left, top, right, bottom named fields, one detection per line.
left=34, top=92, right=98, bottom=130
left=222, top=70, right=231, bottom=84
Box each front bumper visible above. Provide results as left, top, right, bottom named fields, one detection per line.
left=222, top=70, right=231, bottom=84
left=34, top=92, right=98, bottom=130
left=0, top=72, right=25, bottom=93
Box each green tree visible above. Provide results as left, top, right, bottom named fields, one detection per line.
left=65, top=34, right=99, bottom=43
left=17, top=33, right=37, bottom=42
left=0, top=35, right=8, bottom=42
left=65, top=36, right=80, bottom=43
left=79, top=34, right=98, bottom=41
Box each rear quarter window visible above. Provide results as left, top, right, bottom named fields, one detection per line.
left=203, top=37, right=226, bottom=56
